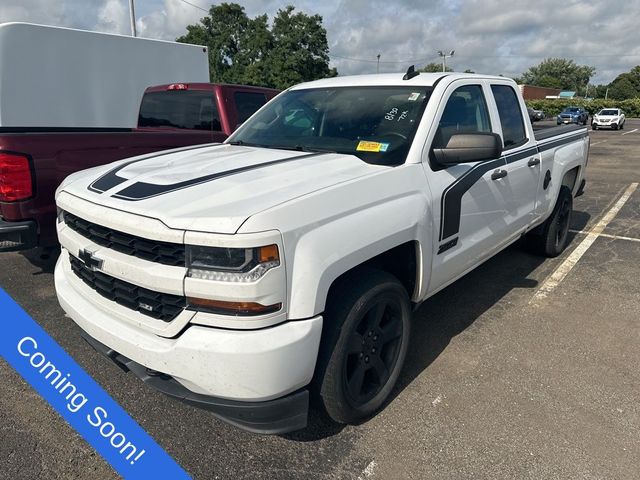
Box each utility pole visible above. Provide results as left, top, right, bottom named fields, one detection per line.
left=129, top=0, right=137, bottom=37
left=376, top=53, right=380, bottom=74
left=437, top=50, right=455, bottom=72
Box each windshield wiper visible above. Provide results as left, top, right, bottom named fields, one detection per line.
left=269, top=144, right=337, bottom=153
left=227, top=140, right=265, bottom=147
left=228, top=141, right=336, bottom=154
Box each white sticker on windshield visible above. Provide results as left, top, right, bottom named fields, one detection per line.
left=408, top=92, right=420, bottom=101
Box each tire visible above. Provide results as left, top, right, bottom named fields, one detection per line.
left=314, top=269, right=411, bottom=424
left=620, top=122, right=624, bottom=130
left=526, top=186, right=573, bottom=257
left=592, top=124, right=598, bottom=130
left=612, top=124, right=618, bottom=130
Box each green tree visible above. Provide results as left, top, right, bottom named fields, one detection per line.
left=520, top=58, right=595, bottom=91
left=607, top=66, right=640, bottom=99
left=176, top=3, right=336, bottom=89
left=419, top=62, right=452, bottom=73
left=266, top=6, right=336, bottom=89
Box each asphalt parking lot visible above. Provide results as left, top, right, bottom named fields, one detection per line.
left=2, top=119, right=640, bottom=480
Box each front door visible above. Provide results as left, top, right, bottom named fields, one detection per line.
left=423, top=82, right=512, bottom=293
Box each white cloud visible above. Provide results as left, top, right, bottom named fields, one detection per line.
left=136, top=0, right=204, bottom=40
left=96, top=0, right=130, bottom=35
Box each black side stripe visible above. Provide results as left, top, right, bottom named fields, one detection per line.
left=88, top=143, right=223, bottom=194
left=439, top=157, right=504, bottom=240
left=438, top=131, right=588, bottom=242
left=111, top=152, right=325, bottom=201
left=537, top=131, right=588, bottom=152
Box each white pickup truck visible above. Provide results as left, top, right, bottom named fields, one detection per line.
left=54, top=71, right=589, bottom=434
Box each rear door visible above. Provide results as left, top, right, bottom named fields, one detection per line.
left=488, top=83, right=541, bottom=234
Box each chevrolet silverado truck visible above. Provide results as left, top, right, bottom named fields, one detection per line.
left=0, top=83, right=278, bottom=251
left=54, top=71, right=589, bottom=434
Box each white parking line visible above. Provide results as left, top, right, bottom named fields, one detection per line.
left=569, top=230, right=640, bottom=244
left=590, top=140, right=607, bottom=146
left=357, top=460, right=377, bottom=479
left=621, top=128, right=638, bottom=136
left=532, top=182, right=639, bottom=302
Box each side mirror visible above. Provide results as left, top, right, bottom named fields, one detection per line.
left=433, top=133, right=503, bottom=166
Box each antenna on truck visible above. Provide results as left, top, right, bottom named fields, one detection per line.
left=403, top=65, right=420, bottom=80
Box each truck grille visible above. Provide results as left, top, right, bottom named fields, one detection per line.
left=63, top=211, right=185, bottom=266
left=69, top=254, right=186, bottom=322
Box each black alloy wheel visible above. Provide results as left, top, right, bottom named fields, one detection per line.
left=314, top=269, right=411, bottom=424
left=343, top=295, right=404, bottom=406
left=554, top=193, right=572, bottom=251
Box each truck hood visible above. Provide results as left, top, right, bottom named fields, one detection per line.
left=60, top=144, right=383, bottom=233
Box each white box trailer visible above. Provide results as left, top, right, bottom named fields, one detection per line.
left=0, top=23, right=209, bottom=128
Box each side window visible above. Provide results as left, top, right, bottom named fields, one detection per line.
left=433, top=85, right=491, bottom=149
left=491, top=85, right=526, bottom=148
left=234, top=92, right=268, bottom=124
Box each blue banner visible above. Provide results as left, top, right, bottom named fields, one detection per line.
left=0, top=288, right=190, bottom=479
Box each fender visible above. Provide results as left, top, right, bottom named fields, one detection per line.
left=239, top=165, right=433, bottom=319
left=535, top=133, right=588, bottom=223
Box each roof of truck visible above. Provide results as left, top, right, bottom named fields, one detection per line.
left=290, top=72, right=515, bottom=90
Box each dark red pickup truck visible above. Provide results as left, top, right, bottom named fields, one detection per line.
left=0, top=83, right=279, bottom=251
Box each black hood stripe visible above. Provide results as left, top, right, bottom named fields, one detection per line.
left=88, top=143, right=223, bottom=194
left=111, top=152, right=326, bottom=201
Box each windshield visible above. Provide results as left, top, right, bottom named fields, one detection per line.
left=564, top=107, right=580, bottom=113
left=228, top=86, right=432, bottom=165
left=599, top=109, right=618, bottom=116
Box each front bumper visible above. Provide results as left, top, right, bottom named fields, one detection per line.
left=557, top=117, right=580, bottom=124
left=54, top=255, right=323, bottom=431
left=81, top=331, right=310, bottom=434
left=0, top=217, right=37, bottom=251
left=592, top=121, right=618, bottom=128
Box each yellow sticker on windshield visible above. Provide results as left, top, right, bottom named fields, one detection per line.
left=357, top=141, right=389, bottom=152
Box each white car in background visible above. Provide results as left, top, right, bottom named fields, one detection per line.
left=592, top=108, right=626, bottom=130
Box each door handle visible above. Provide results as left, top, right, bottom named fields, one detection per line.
left=491, top=169, right=508, bottom=180
left=527, top=157, right=541, bottom=167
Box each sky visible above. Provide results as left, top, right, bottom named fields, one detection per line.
left=1, top=0, right=639, bottom=85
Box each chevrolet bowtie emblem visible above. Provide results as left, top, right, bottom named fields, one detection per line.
left=78, top=248, right=103, bottom=272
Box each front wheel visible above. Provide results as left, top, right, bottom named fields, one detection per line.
left=314, top=269, right=411, bottom=424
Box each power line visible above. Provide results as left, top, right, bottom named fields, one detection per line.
left=177, top=0, right=208, bottom=13
left=329, top=53, right=439, bottom=65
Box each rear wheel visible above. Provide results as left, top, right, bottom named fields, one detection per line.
left=525, top=186, right=573, bottom=257
left=314, top=269, right=411, bottom=424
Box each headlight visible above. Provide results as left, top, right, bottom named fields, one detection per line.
left=186, top=244, right=280, bottom=282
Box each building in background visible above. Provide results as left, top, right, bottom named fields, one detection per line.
left=518, top=85, right=562, bottom=100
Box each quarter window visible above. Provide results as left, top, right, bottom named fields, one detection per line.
left=491, top=85, right=527, bottom=148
